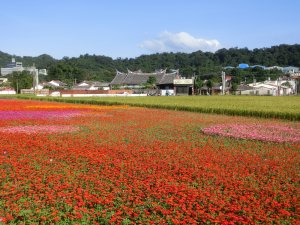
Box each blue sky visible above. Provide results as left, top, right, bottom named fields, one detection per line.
left=0, top=0, right=299, bottom=59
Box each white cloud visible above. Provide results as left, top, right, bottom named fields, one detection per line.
left=140, top=31, right=221, bottom=53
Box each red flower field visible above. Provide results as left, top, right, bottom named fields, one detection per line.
left=0, top=99, right=299, bottom=224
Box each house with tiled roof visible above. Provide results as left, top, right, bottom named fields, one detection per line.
left=73, top=81, right=110, bottom=90
left=110, top=69, right=182, bottom=95
left=41, top=80, right=67, bottom=90
left=110, top=69, right=197, bottom=96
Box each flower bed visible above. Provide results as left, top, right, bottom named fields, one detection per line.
left=0, top=100, right=298, bottom=224
left=202, top=123, right=300, bottom=143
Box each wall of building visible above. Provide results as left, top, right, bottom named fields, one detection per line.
left=0, top=90, right=16, bottom=95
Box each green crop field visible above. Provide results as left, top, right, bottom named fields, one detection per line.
left=17, top=95, right=300, bottom=121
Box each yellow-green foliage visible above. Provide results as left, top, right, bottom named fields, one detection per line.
left=17, top=95, right=300, bottom=121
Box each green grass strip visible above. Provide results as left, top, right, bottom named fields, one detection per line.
left=16, top=95, right=300, bottom=121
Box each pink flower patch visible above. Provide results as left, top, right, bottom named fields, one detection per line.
left=0, top=125, right=80, bottom=134
left=202, top=123, right=300, bottom=143
left=0, top=110, right=82, bottom=120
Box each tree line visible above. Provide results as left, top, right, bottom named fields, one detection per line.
left=0, top=44, right=299, bottom=86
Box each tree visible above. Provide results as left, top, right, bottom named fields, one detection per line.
left=9, top=71, right=33, bottom=93
left=1, top=44, right=300, bottom=84
left=281, top=81, right=292, bottom=88
left=194, top=78, right=203, bottom=95
left=231, top=83, right=238, bottom=94
left=145, top=76, right=157, bottom=89
left=206, top=80, right=214, bottom=95
left=47, top=62, right=85, bottom=84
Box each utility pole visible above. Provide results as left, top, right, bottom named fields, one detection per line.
left=221, top=71, right=226, bottom=95
left=277, top=77, right=281, bottom=96
left=16, top=79, right=19, bottom=94
left=192, top=73, right=195, bottom=95
left=35, top=68, right=39, bottom=95
left=32, top=63, right=39, bottom=95
left=295, top=78, right=298, bottom=95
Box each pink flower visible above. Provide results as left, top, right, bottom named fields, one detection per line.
left=202, top=123, right=300, bottom=143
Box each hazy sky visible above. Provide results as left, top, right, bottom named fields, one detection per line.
left=1, top=0, right=299, bottom=59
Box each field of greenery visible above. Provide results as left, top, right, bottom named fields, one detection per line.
left=0, top=99, right=299, bottom=224
left=17, top=95, right=300, bottom=121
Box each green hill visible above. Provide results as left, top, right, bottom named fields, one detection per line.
left=1, top=44, right=299, bottom=83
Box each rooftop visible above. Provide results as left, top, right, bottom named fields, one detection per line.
left=110, top=69, right=179, bottom=86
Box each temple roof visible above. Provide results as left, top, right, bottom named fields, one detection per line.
left=110, top=69, right=179, bottom=86
left=111, top=71, right=128, bottom=85
left=159, top=73, right=178, bottom=85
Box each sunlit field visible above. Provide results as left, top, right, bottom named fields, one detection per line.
left=0, top=99, right=299, bottom=224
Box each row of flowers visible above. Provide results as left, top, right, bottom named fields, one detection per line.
left=0, top=125, right=80, bottom=134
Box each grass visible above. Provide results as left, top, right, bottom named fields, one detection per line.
left=15, top=95, right=300, bottom=121
left=0, top=95, right=17, bottom=99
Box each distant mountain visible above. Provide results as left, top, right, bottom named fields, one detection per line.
left=1, top=44, right=299, bottom=82
left=0, top=51, right=12, bottom=68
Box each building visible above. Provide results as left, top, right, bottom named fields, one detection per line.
left=1, top=58, right=23, bottom=75
left=265, top=66, right=283, bottom=71
left=224, top=64, right=300, bottom=73
left=282, top=66, right=299, bottom=74
left=1, top=58, right=47, bottom=77
left=173, top=78, right=194, bottom=95
left=42, top=80, right=67, bottom=89
left=38, top=69, right=47, bottom=76
left=73, top=81, right=110, bottom=90
left=250, top=65, right=266, bottom=70
left=238, top=63, right=249, bottom=69
left=290, top=72, right=300, bottom=78
left=223, top=66, right=235, bottom=70
left=236, top=85, right=255, bottom=95
left=110, top=69, right=180, bottom=95
left=0, top=87, right=16, bottom=95
left=236, top=79, right=296, bottom=96
left=0, top=78, right=8, bottom=85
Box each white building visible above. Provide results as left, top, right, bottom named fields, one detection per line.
left=282, top=66, right=299, bottom=74
left=265, top=66, right=283, bottom=71
left=1, top=58, right=47, bottom=77
left=246, top=80, right=295, bottom=96
left=0, top=78, right=8, bottom=84
left=43, top=80, right=67, bottom=88
left=0, top=87, right=16, bottom=95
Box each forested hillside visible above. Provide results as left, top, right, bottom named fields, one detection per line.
left=1, top=44, right=299, bottom=84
